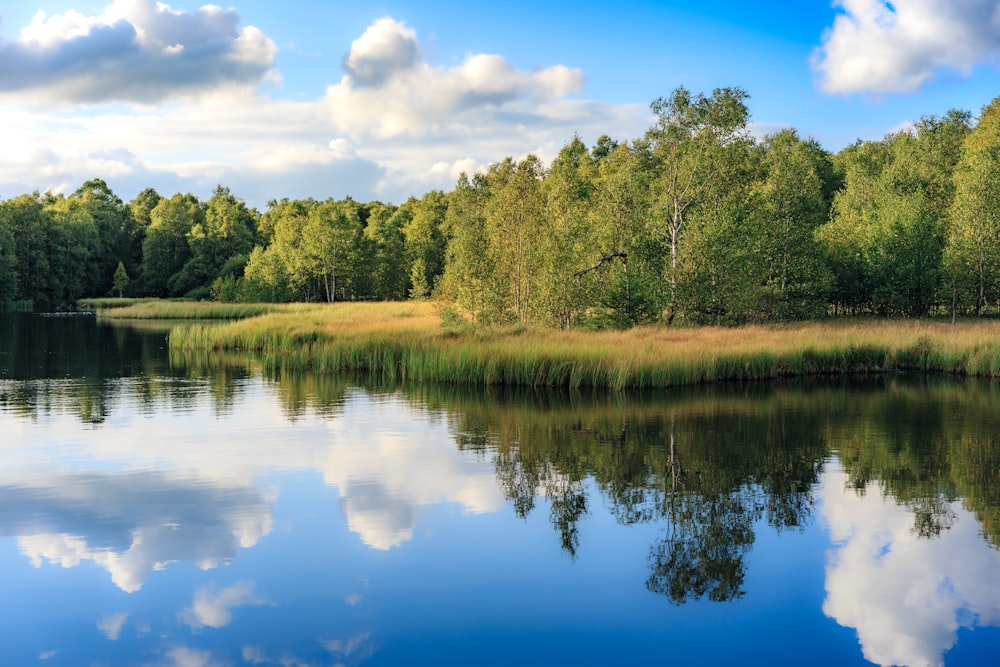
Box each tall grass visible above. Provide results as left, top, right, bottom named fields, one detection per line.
left=95, top=300, right=304, bottom=320
left=167, top=303, right=1000, bottom=389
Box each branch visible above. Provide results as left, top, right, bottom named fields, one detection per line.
left=574, top=250, right=627, bottom=278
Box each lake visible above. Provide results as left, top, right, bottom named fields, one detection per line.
left=1, top=312, right=999, bottom=667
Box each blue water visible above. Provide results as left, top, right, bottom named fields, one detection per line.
left=1, top=313, right=999, bottom=667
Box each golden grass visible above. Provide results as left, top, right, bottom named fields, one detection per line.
left=166, top=301, right=1000, bottom=389
left=94, top=300, right=304, bottom=320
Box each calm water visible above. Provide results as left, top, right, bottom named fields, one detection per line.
left=2, top=313, right=1000, bottom=667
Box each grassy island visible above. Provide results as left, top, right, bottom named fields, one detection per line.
left=94, top=300, right=1000, bottom=390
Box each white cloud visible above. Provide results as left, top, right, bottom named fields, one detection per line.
left=98, top=612, right=129, bottom=640
left=343, top=17, right=421, bottom=87
left=182, top=581, right=269, bottom=629
left=0, top=0, right=277, bottom=104
left=323, top=18, right=587, bottom=140
left=819, top=463, right=1000, bottom=667
left=813, top=0, right=1000, bottom=94
left=0, top=14, right=648, bottom=208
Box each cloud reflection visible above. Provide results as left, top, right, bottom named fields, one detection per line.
left=820, top=463, right=1000, bottom=667
left=2, top=385, right=506, bottom=592
left=145, top=646, right=225, bottom=667
left=322, top=394, right=505, bottom=550
left=98, top=612, right=129, bottom=640
left=0, top=471, right=272, bottom=592
left=182, top=581, right=269, bottom=629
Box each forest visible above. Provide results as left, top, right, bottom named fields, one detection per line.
left=2, top=86, right=999, bottom=328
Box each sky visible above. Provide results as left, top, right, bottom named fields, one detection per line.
left=3, top=0, right=1000, bottom=209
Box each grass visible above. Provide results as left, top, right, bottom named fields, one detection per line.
left=91, top=300, right=303, bottom=320
left=164, top=301, right=1000, bottom=390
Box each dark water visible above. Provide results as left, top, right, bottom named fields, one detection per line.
left=1, top=313, right=999, bottom=667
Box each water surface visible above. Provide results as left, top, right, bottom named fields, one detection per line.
left=2, top=313, right=999, bottom=666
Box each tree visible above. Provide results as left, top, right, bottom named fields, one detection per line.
left=142, top=194, right=201, bottom=297
left=646, top=86, right=752, bottom=320
left=44, top=193, right=101, bottom=303
left=675, top=150, right=758, bottom=325
left=111, top=261, right=130, bottom=297
left=0, top=206, right=19, bottom=304
left=945, top=98, right=1000, bottom=316
left=484, top=155, right=547, bottom=323
left=817, top=139, right=894, bottom=314
left=752, top=130, right=833, bottom=320
left=540, top=136, right=597, bottom=328
left=587, top=142, right=661, bottom=327
left=0, top=194, right=57, bottom=308
left=69, top=179, right=139, bottom=297
left=303, top=199, right=362, bottom=302
left=362, top=201, right=408, bottom=300
left=440, top=173, right=492, bottom=322
left=404, top=191, right=449, bottom=300
left=242, top=244, right=292, bottom=302
left=187, top=186, right=256, bottom=286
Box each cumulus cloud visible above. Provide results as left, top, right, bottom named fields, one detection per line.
left=0, top=13, right=648, bottom=214
left=324, top=18, right=587, bottom=139
left=813, top=0, right=1000, bottom=94
left=0, top=0, right=277, bottom=104
left=342, top=17, right=420, bottom=87
left=819, top=463, right=1000, bottom=667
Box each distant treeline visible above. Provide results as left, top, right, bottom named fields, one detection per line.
left=2, top=86, right=999, bottom=326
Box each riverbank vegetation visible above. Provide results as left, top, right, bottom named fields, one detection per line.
left=3, top=88, right=1000, bottom=328
left=163, top=301, right=1000, bottom=389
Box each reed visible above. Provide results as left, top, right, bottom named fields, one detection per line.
left=167, top=305, right=1000, bottom=389
left=95, top=300, right=302, bottom=320
left=77, top=297, right=151, bottom=310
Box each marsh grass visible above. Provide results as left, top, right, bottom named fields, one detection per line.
left=78, top=297, right=151, bottom=310
left=166, top=303, right=1000, bottom=389
left=95, top=300, right=302, bottom=320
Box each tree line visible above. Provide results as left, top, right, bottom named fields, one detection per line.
left=3, top=87, right=1000, bottom=326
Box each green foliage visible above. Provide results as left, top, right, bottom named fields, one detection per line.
left=142, top=193, right=201, bottom=297
left=111, top=261, right=130, bottom=298
left=945, top=98, right=1000, bottom=316
left=4, top=91, right=1000, bottom=325
left=647, top=86, right=752, bottom=317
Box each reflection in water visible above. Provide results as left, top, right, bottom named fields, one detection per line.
left=422, top=383, right=828, bottom=600
left=822, top=464, right=1000, bottom=667
left=0, top=471, right=272, bottom=592
left=3, top=314, right=1000, bottom=665
left=182, top=581, right=270, bottom=629
left=321, top=397, right=504, bottom=549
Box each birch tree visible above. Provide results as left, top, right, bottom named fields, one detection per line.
left=646, top=86, right=751, bottom=320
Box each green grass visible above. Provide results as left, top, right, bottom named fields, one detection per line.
left=92, top=300, right=304, bottom=320
left=165, top=302, right=1000, bottom=390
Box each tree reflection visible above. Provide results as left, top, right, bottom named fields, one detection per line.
left=407, top=377, right=1000, bottom=604
left=410, top=382, right=831, bottom=603
left=6, top=311, right=1000, bottom=606
left=648, top=490, right=756, bottom=603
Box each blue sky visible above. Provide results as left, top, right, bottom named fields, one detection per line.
left=3, top=0, right=1000, bottom=209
